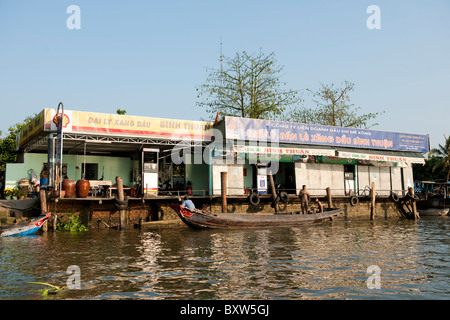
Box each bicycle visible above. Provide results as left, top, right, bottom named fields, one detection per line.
left=358, top=185, right=378, bottom=198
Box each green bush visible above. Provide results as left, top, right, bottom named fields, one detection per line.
left=56, top=213, right=88, bottom=232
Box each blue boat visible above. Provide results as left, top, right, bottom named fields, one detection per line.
left=0, top=212, right=51, bottom=237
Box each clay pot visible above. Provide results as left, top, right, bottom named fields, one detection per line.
left=62, top=179, right=76, bottom=198
left=76, top=180, right=90, bottom=198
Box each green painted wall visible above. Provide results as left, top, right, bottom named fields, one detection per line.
left=243, top=162, right=253, bottom=189
left=5, top=153, right=133, bottom=188
left=185, top=162, right=210, bottom=195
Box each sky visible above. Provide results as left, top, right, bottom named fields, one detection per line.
left=0, top=0, right=449, bottom=150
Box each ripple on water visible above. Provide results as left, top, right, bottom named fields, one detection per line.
left=1, top=218, right=449, bottom=299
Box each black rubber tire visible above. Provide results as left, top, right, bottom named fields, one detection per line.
left=390, top=192, right=399, bottom=202
left=350, top=195, right=359, bottom=206
left=406, top=193, right=419, bottom=202
left=279, top=191, right=289, bottom=203
left=114, top=195, right=129, bottom=210
left=249, top=191, right=260, bottom=206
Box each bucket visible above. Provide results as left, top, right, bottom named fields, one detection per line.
left=40, top=178, right=48, bottom=186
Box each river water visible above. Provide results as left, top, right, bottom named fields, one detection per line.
left=0, top=217, right=448, bottom=300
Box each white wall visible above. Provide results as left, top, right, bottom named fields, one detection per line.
left=210, top=161, right=414, bottom=198
left=358, top=164, right=411, bottom=196
left=212, top=161, right=244, bottom=196
left=390, top=167, right=403, bottom=194
left=293, top=162, right=413, bottom=198
left=294, top=162, right=345, bottom=196
left=402, top=166, right=414, bottom=190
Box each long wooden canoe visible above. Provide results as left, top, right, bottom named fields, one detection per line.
left=169, top=204, right=343, bottom=229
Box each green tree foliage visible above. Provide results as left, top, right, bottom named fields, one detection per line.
left=284, top=81, right=384, bottom=128
left=0, top=116, right=34, bottom=171
left=413, top=135, right=450, bottom=182
left=431, top=134, right=450, bottom=181
left=413, top=156, right=440, bottom=181
left=116, top=109, right=127, bottom=115
left=196, top=50, right=300, bottom=120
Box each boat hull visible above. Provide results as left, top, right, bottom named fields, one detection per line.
left=0, top=213, right=51, bottom=237
left=418, top=208, right=449, bottom=216
left=169, top=204, right=343, bottom=229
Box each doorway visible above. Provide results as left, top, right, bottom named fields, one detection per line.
left=344, top=165, right=356, bottom=195
left=82, top=163, right=98, bottom=180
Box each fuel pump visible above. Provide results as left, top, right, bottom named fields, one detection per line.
left=142, top=148, right=159, bottom=197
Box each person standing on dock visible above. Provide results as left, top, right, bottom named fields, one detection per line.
left=299, top=185, right=309, bottom=214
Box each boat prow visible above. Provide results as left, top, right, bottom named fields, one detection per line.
left=0, top=212, right=51, bottom=237
left=418, top=208, right=449, bottom=216
left=169, top=204, right=343, bottom=229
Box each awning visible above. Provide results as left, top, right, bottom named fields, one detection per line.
left=336, top=148, right=426, bottom=164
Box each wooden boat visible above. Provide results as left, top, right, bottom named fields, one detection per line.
left=0, top=212, right=51, bottom=237
left=418, top=208, right=449, bottom=216
left=169, top=204, right=343, bottom=229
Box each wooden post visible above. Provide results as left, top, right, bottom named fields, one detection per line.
left=39, top=189, right=48, bottom=232
left=116, top=176, right=126, bottom=229
left=39, top=189, right=47, bottom=213
left=52, top=214, right=58, bottom=231
left=326, top=187, right=333, bottom=208
left=268, top=174, right=279, bottom=212
left=370, top=182, right=376, bottom=220
left=221, top=172, right=227, bottom=213
left=409, top=187, right=419, bottom=220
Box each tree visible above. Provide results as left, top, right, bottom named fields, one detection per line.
left=431, top=134, right=450, bottom=181
left=284, top=81, right=384, bottom=128
left=196, top=50, right=300, bottom=120
left=116, top=109, right=127, bottom=115
left=413, top=156, right=440, bottom=181
left=0, top=116, right=33, bottom=171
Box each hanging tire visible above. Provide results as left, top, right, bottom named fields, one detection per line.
left=406, top=193, right=419, bottom=202
left=390, top=192, right=399, bottom=202
left=114, top=195, right=129, bottom=210
left=271, top=196, right=280, bottom=208
left=350, top=195, right=359, bottom=206
left=249, top=191, right=260, bottom=206
left=279, top=191, right=289, bottom=203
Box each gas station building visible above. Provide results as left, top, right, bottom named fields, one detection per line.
left=5, top=108, right=429, bottom=200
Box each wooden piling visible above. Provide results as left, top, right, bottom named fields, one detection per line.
left=39, top=189, right=48, bottom=232
left=370, top=182, right=376, bottom=220
left=39, top=189, right=47, bottom=214
left=52, top=214, right=58, bottom=231
left=221, top=172, right=227, bottom=213
left=116, top=176, right=126, bottom=229
left=268, top=174, right=279, bottom=212
left=409, top=187, right=419, bottom=221
left=326, top=187, right=333, bottom=208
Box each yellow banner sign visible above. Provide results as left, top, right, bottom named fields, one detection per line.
left=17, top=108, right=214, bottom=149
left=69, top=110, right=213, bottom=140
left=16, top=109, right=46, bottom=150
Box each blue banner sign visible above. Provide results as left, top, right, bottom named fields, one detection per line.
left=224, top=116, right=429, bottom=153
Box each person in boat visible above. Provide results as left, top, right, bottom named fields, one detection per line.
left=314, top=198, right=324, bottom=213
left=298, top=185, right=309, bottom=214
left=181, top=195, right=196, bottom=212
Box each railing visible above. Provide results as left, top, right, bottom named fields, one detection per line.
left=155, top=186, right=411, bottom=198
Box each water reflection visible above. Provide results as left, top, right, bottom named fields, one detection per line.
left=0, top=218, right=449, bottom=299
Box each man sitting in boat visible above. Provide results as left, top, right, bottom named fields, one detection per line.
left=181, top=195, right=196, bottom=212
left=313, top=198, right=324, bottom=213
